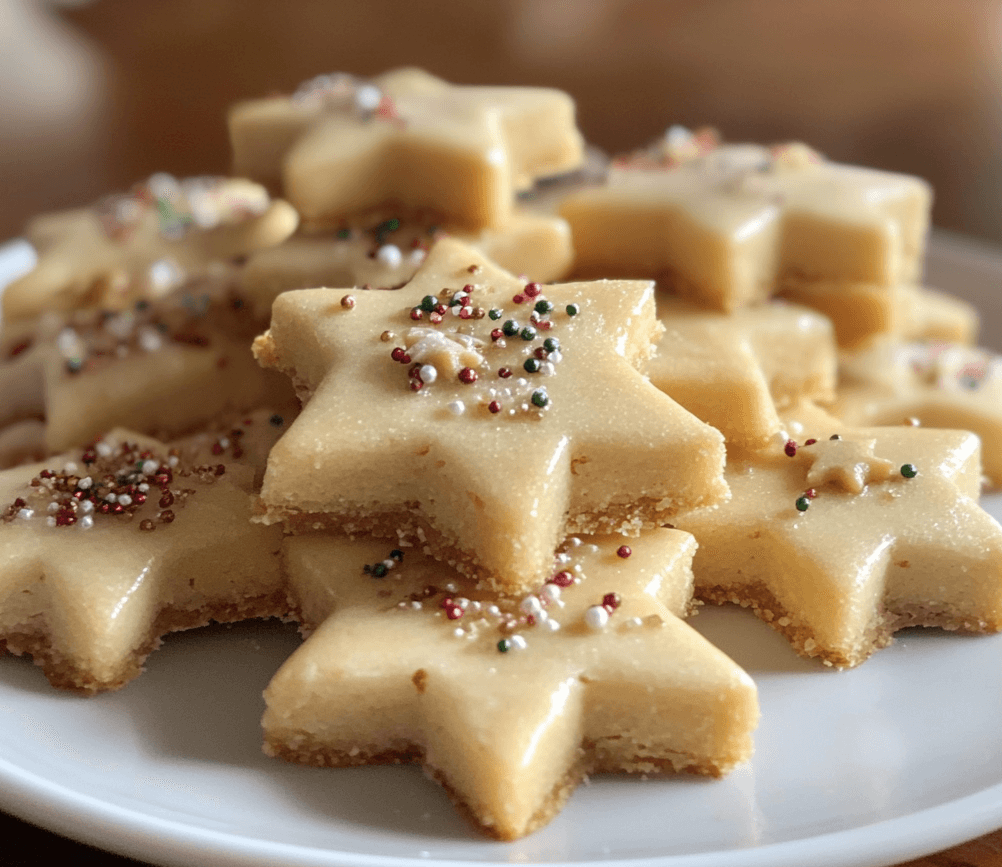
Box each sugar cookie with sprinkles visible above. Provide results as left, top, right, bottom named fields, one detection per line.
left=559, top=132, right=930, bottom=311
left=0, top=274, right=297, bottom=456
left=240, top=209, right=574, bottom=320
left=229, top=68, right=584, bottom=229
left=252, top=237, right=728, bottom=594
left=672, top=403, right=1002, bottom=668
left=833, top=338, right=1002, bottom=487
left=264, top=530, right=758, bottom=840
left=0, top=430, right=286, bottom=692
left=4, top=174, right=298, bottom=325
left=649, top=296, right=836, bottom=448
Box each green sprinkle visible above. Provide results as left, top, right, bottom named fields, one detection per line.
left=543, top=337, right=560, bottom=353
left=795, top=496, right=810, bottom=512
left=390, top=549, right=404, bottom=561
left=336, top=228, right=352, bottom=240
left=420, top=295, right=439, bottom=312
left=524, top=358, right=541, bottom=373
left=566, top=303, right=580, bottom=317
left=497, top=638, right=511, bottom=653
left=534, top=299, right=554, bottom=315
left=502, top=320, right=519, bottom=337
left=531, top=389, right=549, bottom=408
left=520, top=326, right=537, bottom=341
left=488, top=308, right=503, bottom=320
left=900, top=463, right=918, bottom=479
left=372, top=563, right=388, bottom=578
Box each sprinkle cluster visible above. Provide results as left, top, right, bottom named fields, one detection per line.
left=1, top=439, right=226, bottom=532
left=291, top=72, right=401, bottom=125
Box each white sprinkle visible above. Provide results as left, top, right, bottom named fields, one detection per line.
left=138, top=327, right=163, bottom=353
left=46, top=516, right=56, bottom=527
left=381, top=559, right=396, bottom=571
left=409, top=248, right=426, bottom=265
left=104, top=493, right=117, bottom=503
left=419, top=364, right=437, bottom=383
left=96, top=441, right=113, bottom=458
left=447, top=400, right=465, bottom=416
left=410, top=601, right=423, bottom=610
left=468, top=600, right=482, bottom=613
left=79, top=500, right=94, bottom=514
left=16, top=508, right=33, bottom=520
left=47, top=502, right=59, bottom=513
left=540, top=584, right=562, bottom=604
left=454, top=597, right=470, bottom=610
left=168, top=456, right=179, bottom=467
left=543, top=618, right=561, bottom=632
left=117, top=495, right=133, bottom=507
left=486, top=146, right=505, bottom=166
left=79, top=515, right=94, bottom=530
left=354, top=83, right=382, bottom=112
left=63, top=462, right=78, bottom=474
left=376, top=244, right=403, bottom=269
left=541, top=361, right=555, bottom=376
left=624, top=616, right=644, bottom=629
left=486, top=604, right=501, bottom=618
left=137, top=483, right=149, bottom=492
left=569, top=537, right=582, bottom=547
left=141, top=459, right=158, bottom=474
left=507, top=634, right=527, bottom=651
left=584, top=605, right=610, bottom=630
left=520, top=596, right=544, bottom=618
left=453, top=627, right=465, bottom=638
left=219, top=438, right=230, bottom=449
left=78, top=476, right=93, bottom=490
left=549, top=350, right=563, bottom=364
left=516, top=377, right=529, bottom=388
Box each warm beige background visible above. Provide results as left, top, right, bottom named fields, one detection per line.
left=3, top=0, right=1002, bottom=244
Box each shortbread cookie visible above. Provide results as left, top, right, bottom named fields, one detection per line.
left=673, top=404, right=1002, bottom=667
left=833, top=339, right=1002, bottom=486
left=264, top=530, right=758, bottom=840
left=4, top=175, right=298, bottom=324
left=0, top=277, right=296, bottom=454
left=650, top=297, right=836, bottom=447
left=779, top=281, right=977, bottom=349
left=241, top=209, right=573, bottom=319
left=253, top=237, right=727, bottom=594
left=0, top=430, right=286, bottom=692
left=560, top=134, right=930, bottom=311
left=229, top=68, right=585, bottom=229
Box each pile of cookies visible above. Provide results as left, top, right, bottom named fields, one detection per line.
left=1, top=68, right=1001, bottom=841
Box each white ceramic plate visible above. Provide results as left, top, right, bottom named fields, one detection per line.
left=0, top=233, right=1001, bottom=867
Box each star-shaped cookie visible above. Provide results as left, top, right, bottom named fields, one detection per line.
left=264, top=530, right=758, bottom=840
left=229, top=68, right=585, bottom=229
left=253, top=237, right=727, bottom=594
left=779, top=281, right=977, bottom=349
left=240, top=208, right=573, bottom=319
left=649, top=296, right=836, bottom=448
left=559, top=138, right=930, bottom=311
left=672, top=404, right=1002, bottom=667
left=0, top=429, right=286, bottom=693
left=833, top=338, right=1002, bottom=486
left=4, top=175, right=298, bottom=324
left=0, top=277, right=297, bottom=454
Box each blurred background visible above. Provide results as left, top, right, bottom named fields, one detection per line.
left=3, top=0, right=1002, bottom=243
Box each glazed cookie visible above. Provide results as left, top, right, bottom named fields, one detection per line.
left=0, top=275, right=297, bottom=454
left=229, top=68, right=585, bottom=229
left=672, top=403, right=1002, bottom=668
left=241, top=209, right=573, bottom=319
left=833, top=339, right=1002, bottom=487
left=779, top=281, right=977, bottom=350
left=559, top=132, right=930, bottom=311
left=0, top=430, right=286, bottom=693
left=253, top=237, right=727, bottom=594
left=4, top=175, right=298, bottom=324
left=264, top=530, right=758, bottom=840
left=650, top=296, right=836, bottom=448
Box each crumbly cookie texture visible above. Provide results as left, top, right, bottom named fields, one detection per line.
left=650, top=296, right=836, bottom=448
left=4, top=175, right=298, bottom=324
left=559, top=133, right=930, bottom=311
left=240, top=209, right=573, bottom=320
left=834, top=339, right=1002, bottom=487
left=672, top=403, right=1002, bottom=668
left=0, top=275, right=297, bottom=455
left=229, top=68, right=585, bottom=230
left=0, top=430, right=286, bottom=693
left=264, top=530, right=758, bottom=841
left=252, top=237, right=727, bottom=594
left=779, top=281, right=977, bottom=350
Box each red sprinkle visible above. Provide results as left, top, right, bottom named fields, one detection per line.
left=524, top=283, right=541, bottom=298
left=805, top=438, right=817, bottom=446
left=391, top=347, right=410, bottom=363
left=550, top=571, right=574, bottom=587
left=804, top=488, right=817, bottom=499
left=498, top=367, right=512, bottom=379
left=488, top=400, right=502, bottom=414
left=784, top=440, right=798, bottom=457
left=616, top=545, right=632, bottom=559
left=490, top=329, right=504, bottom=342
left=410, top=308, right=424, bottom=321
left=602, top=592, right=621, bottom=612
left=513, top=294, right=525, bottom=304
left=409, top=379, right=424, bottom=392
left=458, top=367, right=478, bottom=384
left=429, top=312, right=443, bottom=325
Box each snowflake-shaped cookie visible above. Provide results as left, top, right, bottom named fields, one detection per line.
left=673, top=404, right=1002, bottom=667
left=264, top=530, right=757, bottom=840
left=253, top=237, right=727, bottom=594
left=560, top=137, right=930, bottom=311
left=229, top=68, right=584, bottom=229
